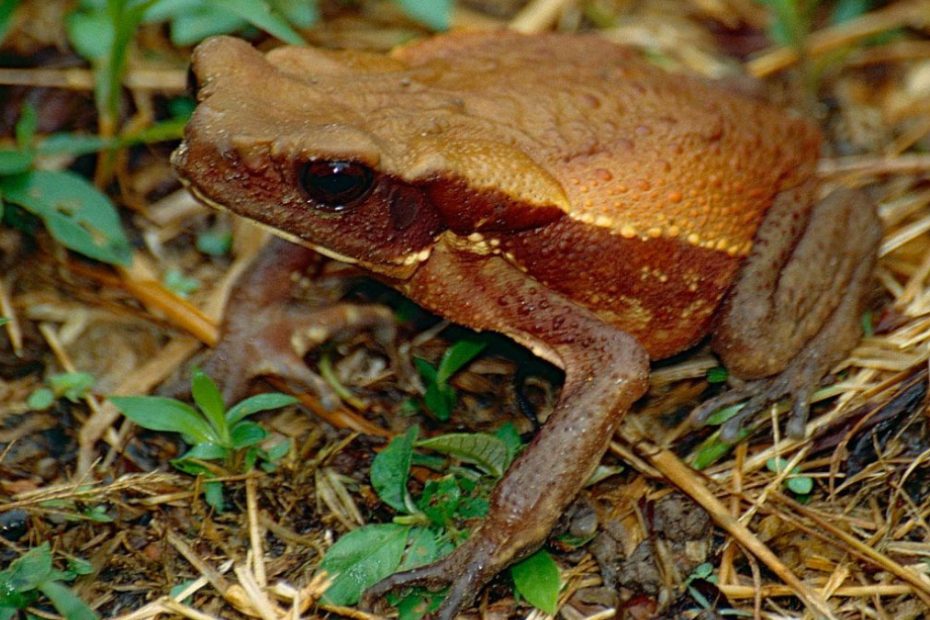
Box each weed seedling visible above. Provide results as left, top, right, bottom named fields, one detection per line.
left=110, top=370, right=295, bottom=511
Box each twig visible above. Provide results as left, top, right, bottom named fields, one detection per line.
left=510, top=0, right=576, bottom=33
left=624, top=435, right=838, bottom=619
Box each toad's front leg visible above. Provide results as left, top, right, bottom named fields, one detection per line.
left=169, top=236, right=395, bottom=405
left=364, top=241, right=649, bottom=619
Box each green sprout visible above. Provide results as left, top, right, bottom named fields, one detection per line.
left=110, top=370, right=295, bottom=511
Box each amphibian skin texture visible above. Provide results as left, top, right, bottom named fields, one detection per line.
left=172, top=31, right=881, bottom=619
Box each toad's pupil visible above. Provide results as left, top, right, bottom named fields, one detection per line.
left=300, top=161, right=373, bottom=210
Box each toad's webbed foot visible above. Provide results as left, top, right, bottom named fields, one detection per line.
left=690, top=347, right=821, bottom=442
left=691, top=247, right=872, bottom=442
left=363, top=534, right=512, bottom=620
left=692, top=187, right=879, bottom=442
left=162, top=237, right=396, bottom=405
left=193, top=301, right=395, bottom=406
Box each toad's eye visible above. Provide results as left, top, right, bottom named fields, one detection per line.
left=299, top=160, right=374, bottom=211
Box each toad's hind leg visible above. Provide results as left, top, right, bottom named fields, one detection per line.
left=692, top=187, right=880, bottom=440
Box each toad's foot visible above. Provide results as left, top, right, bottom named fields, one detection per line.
left=162, top=236, right=395, bottom=405
left=690, top=346, right=822, bottom=443
left=363, top=532, right=519, bottom=620
left=195, top=301, right=395, bottom=406
left=696, top=187, right=879, bottom=442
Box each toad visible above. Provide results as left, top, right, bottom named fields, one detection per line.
left=171, top=31, right=880, bottom=618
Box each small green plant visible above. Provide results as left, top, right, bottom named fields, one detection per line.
left=413, top=338, right=486, bottom=421
left=393, top=0, right=452, bottom=30
left=195, top=227, right=232, bottom=257
left=706, top=366, right=728, bottom=384
left=510, top=548, right=560, bottom=614
left=40, top=494, right=114, bottom=524
left=162, top=267, right=200, bottom=298
left=0, top=543, right=97, bottom=620
left=766, top=456, right=814, bottom=496
left=761, top=0, right=814, bottom=51
left=319, top=422, right=559, bottom=617
left=27, top=372, right=96, bottom=411
left=0, top=0, right=19, bottom=45
left=683, top=562, right=717, bottom=612
left=110, top=370, right=295, bottom=511
left=0, top=107, right=132, bottom=266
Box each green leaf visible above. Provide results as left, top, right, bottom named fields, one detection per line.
left=0, top=170, right=132, bottom=265
left=109, top=396, right=218, bottom=444
left=398, top=527, right=440, bottom=572
left=230, top=421, right=267, bottom=450
left=394, top=589, right=444, bottom=620
left=171, top=458, right=217, bottom=477
left=511, top=549, right=560, bottom=615
left=861, top=309, right=874, bottom=338
left=393, top=0, right=451, bottom=30
left=176, top=442, right=228, bottom=462
left=0, top=0, right=21, bottom=46
left=413, top=357, right=438, bottom=383
left=67, top=558, right=94, bottom=577
left=222, top=0, right=304, bottom=44
left=39, top=580, right=98, bottom=620
left=415, top=476, right=460, bottom=527
left=195, top=229, right=232, bottom=256
left=162, top=268, right=199, bottom=298
left=81, top=504, right=113, bottom=523
left=703, top=403, right=743, bottom=426
left=761, top=0, right=810, bottom=50
left=168, top=578, right=197, bottom=602
left=417, top=432, right=509, bottom=477
left=436, top=339, right=486, bottom=384
left=270, top=0, right=318, bottom=28
left=191, top=370, right=228, bottom=441
left=14, top=104, right=37, bottom=148
left=706, top=366, right=728, bottom=384
left=766, top=457, right=789, bottom=474
left=120, top=116, right=187, bottom=143
left=767, top=458, right=814, bottom=495
left=226, top=392, right=297, bottom=425
left=65, top=9, right=112, bottom=62
left=6, top=543, right=53, bottom=591
left=320, top=524, right=410, bottom=605
left=0, top=317, right=8, bottom=326
left=494, top=422, right=522, bottom=466
left=165, top=5, right=245, bottom=45
left=144, top=0, right=205, bottom=22
left=687, top=562, right=715, bottom=583
left=48, top=372, right=95, bottom=402
left=831, top=0, right=870, bottom=24
left=0, top=149, right=34, bottom=176
left=203, top=480, right=224, bottom=512
left=37, top=134, right=111, bottom=156
left=787, top=475, right=814, bottom=495
left=36, top=121, right=185, bottom=157
left=261, top=436, right=291, bottom=463
left=453, top=495, right=488, bottom=520
left=27, top=388, right=55, bottom=411
left=371, top=425, right=418, bottom=513
left=423, top=381, right=455, bottom=421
